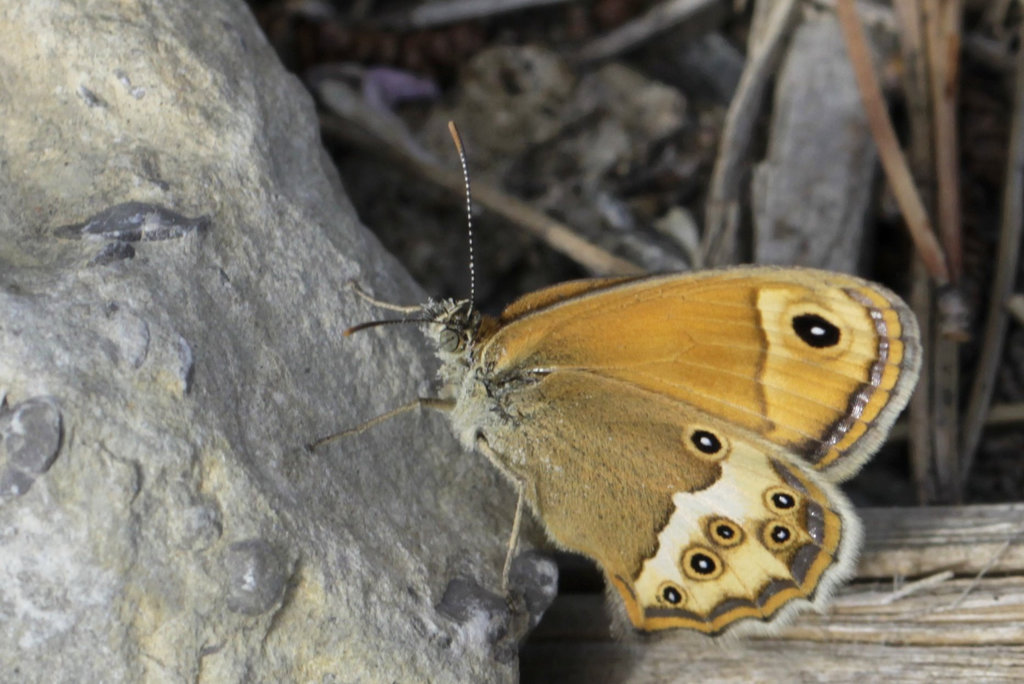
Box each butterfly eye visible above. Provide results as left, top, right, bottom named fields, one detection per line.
left=658, top=582, right=686, bottom=606
left=681, top=547, right=724, bottom=581
left=705, top=517, right=744, bottom=548
left=762, top=522, right=798, bottom=551
left=765, top=487, right=799, bottom=513
left=438, top=328, right=462, bottom=352
left=791, top=313, right=841, bottom=348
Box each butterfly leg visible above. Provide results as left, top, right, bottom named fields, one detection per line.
left=503, top=477, right=527, bottom=593
left=307, top=397, right=455, bottom=450
left=474, top=436, right=550, bottom=642
left=475, top=435, right=526, bottom=592
left=347, top=280, right=422, bottom=313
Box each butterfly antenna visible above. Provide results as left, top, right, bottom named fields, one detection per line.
left=448, top=121, right=476, bottom=308
left=343, top=318, right=434, bottom=336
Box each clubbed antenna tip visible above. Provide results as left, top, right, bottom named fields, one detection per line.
left=447, top=121, right=476, bottom=308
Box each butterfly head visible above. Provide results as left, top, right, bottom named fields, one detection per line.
left=424, top=298, right=488, bottom=357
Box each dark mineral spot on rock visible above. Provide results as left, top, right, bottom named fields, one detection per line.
left=54, top=201, right=210, bottom=242
left=0, top=396, right=64, bottom=498
left=506, top=551, right=559, bottom=629
left=176, top=336, right=195, bottom=395
left=225, top=538, right=289, bottom=615
left=0, top=466, right=35, bottom=498
left=77, top=85, right=107, bottom=108
left=89, top=240, right=135, bottom=266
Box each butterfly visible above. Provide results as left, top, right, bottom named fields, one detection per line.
left=322, top=126, right=922, bottom=636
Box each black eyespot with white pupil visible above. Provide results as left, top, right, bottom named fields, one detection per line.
left=770, top=525, right=791, bottom=543
left=772, top=492, right=795, bottom=510
left=682, top=548, right=724, bottom=580
left=662, top=586, right=682, bottom=604
left=706, top=517, right=744, bottom=548
left=690, top=553, right=716, bottom=575
left=691, top=430, right=721, bottom=455
left=792, top=313, right=841, bottom=348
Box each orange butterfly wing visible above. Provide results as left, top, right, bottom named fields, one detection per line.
left=479, top=267, right=920, bottom=480
left=464, top=266, right=919, bottom=632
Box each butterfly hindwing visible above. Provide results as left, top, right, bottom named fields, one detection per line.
left=620, top=433, right=854, bottom=634
left=470, top=370, right=855, bottom=634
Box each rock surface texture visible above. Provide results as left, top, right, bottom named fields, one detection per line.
left=0, top=1, right=526, bottom=681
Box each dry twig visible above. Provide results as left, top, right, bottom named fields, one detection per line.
left=700, top=0, right=800, bottom=266
left=925, top=0, right=964, bottom=282
left=573, top=0, right=722, bottom=64
left=959, top=41, right=1024, bottom=479
left=841, top=0, right=971, bottom=501
left=836, top=0, right=950, bottom=284
left=314, top=79, right=642, bottom=276
left=382, top=0, right=571, bottom=29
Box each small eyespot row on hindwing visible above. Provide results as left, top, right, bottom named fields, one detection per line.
left=761, top=521, right=797, bottom=551
left=791, top=312, right=841, bottom=348
left=681, top=547, right=724, bottom=581
left=704, top=516, right=745, bottom=548
left=765, top=486, right=799, bottom=513
left=659, top=582, right=686, bottom=606
left=683, top=427, right=730, bottom=462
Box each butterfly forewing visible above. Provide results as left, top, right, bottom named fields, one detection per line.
left=478, top=267, right=920, bottom=482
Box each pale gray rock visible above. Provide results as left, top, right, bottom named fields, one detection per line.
left=0, top=1, right=525, bottom=681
